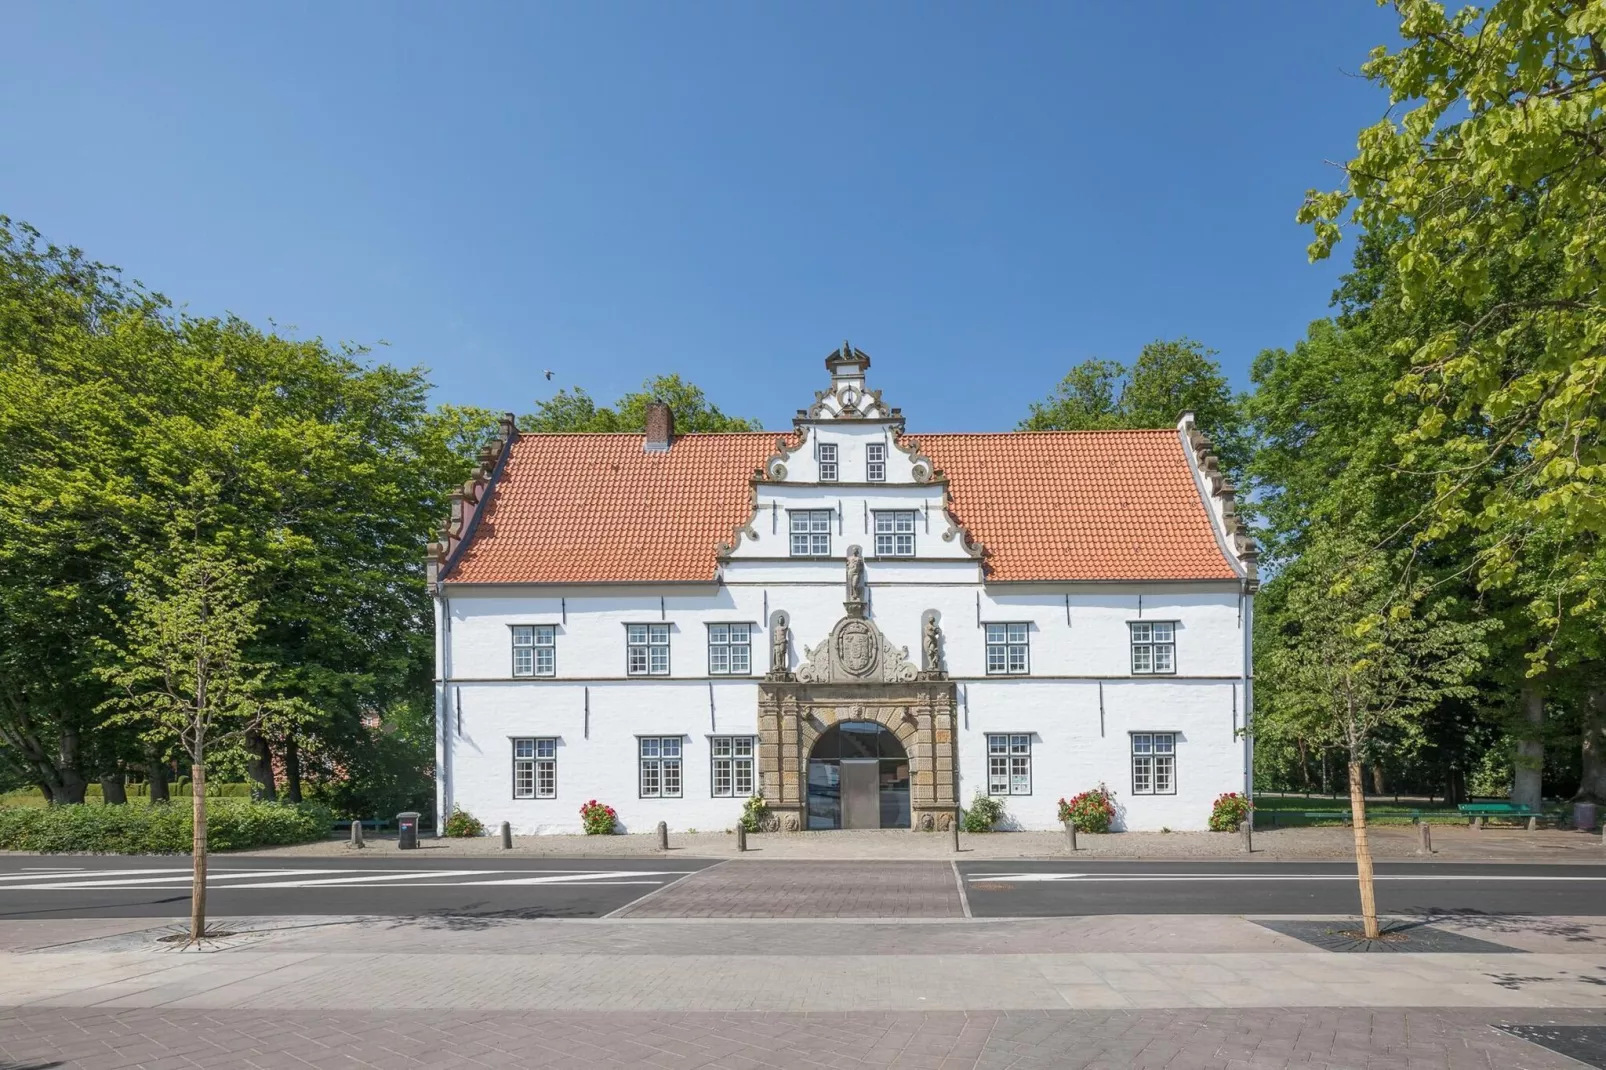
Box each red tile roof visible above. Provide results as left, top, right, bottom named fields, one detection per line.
left=442, top=428, right=1237, bottom=584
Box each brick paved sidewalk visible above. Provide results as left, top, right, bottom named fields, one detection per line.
left=1, top=1006, right=1600, bottom=1070
left=217, top=823, right=1606, bottom=863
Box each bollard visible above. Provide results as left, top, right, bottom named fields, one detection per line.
left=657, top=820, right=669, bottom=851
left=950, top=818, right=960, bottom=853
left=349, top=820, right=365, bottom=849
left=1527, top=815, right=1538, bottom=832
left=1418, top=821, right=1432, bottom=855
left=1065, top=820, right=1078, bottom=852
left=500, top=821, right=512, bottom=850
left=735, top=823, right=747, bottom=852
left=1239, top=818, right=1253, bottom=854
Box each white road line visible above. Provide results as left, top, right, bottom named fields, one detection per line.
left=0, top=868, right=184, bottom=883
left=218, top=870, right=500, bottom=889
left=455, top=871, right=675, bottom=886
left=0, top=869, right=338, bottom=890
left=966, top=873, right=1606, bottom=883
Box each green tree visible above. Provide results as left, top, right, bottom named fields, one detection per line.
left=1299, top=1, right=1606, bottom=657
left=1259, top=532, right=1491, bottom=938
left=99, top=519, right=291, bottom=943
left=1022, top=339, right=1250, bottom=473
left=523, top=373, right=758, bottom=433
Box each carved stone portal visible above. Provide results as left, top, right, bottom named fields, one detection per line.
left=796, top=614, right=918, bottom=685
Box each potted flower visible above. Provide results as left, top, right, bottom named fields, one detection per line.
left=579, top=799, right=618, bottom=835
left=1208, top=792, right=1253, bottom=831
left=1058, top=785, right=1116, bottom=834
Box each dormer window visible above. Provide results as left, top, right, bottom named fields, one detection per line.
left=866, top=443, right=886, bottom=482
left=817, top=443, right=838, bottom=482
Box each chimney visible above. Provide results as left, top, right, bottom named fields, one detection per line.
left=644, top=400, right=674, bottom=451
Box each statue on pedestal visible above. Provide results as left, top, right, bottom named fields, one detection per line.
left=844, top=545, right=865, bottom=611
left=769, top=613, right=789, bottom=675
left=923, top=615, right=944, bottom=674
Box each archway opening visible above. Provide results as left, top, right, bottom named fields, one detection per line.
left=806, top=721, right=911, bottom=829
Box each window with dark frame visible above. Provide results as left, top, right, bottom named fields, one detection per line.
left=984, top=623, right=1030, bottom=674
left=866, top=442, right=886, bottom=482
left=639, top=736, right=682, bottom=798
left=707, top=624, right=751, bottom=675
left=627, top=624, right=671, bottom=675
left=512, top=625, right=555, bottom=677
left=789, top=510, right=832, bottom=556
left=1130, top=732, right=1176, bottom=794
left=512, top=737, right=556, bottom=799
left=873, top=511, right=916, bottom=556
left=986, top=733, right=1031, bottom=795
left=710, top=735, right=755, bottom=797
left=1130, top=621, right=1176, bottom=674
left=817, top=442, right=838, bottom=482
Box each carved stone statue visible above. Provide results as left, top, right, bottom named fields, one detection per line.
left=770, top=613, right=789, bottom=674
left=844, top=545, right=865, bottom=606
left=923, top=615, right=943, bottom=674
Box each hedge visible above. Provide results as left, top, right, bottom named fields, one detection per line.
left=0, top=800, right=333, bottom=853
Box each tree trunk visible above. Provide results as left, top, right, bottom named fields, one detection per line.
left=1513, top=679, right=1546, bottom=810
left=1580, top=687, right=1606, bottom=803
left=54, top=727, right=88, bottom=804
left=190, top=762, right=207, bottom=943
left=146, top=753, right=170, bottom=803
left=1348, top=760, right=1380, bottom=939
left=1370, top=764, right=1386, bottom=796
left=283, top=735, right=303, bottom=804
left=244, top=728, right=276, bottom=801
left=99, top=774, right=127, bottom=805
left=1295, top=738, right=1313, bottom=791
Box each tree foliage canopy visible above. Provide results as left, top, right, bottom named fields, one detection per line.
left=523, top=373, right=758, bottom=433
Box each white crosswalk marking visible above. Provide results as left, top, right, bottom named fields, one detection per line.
left=0, top=867, right=682, bottom=891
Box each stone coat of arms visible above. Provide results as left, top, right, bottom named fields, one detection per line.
left=797, top=615, right=918, bottom=685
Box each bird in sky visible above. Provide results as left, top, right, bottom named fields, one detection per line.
left=543, top=370, right=554, bottom=380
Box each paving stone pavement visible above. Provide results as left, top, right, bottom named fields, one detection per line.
left=1, top=1007, right=1602, bottom=1069
left=613, top=860, right=966, bottom=918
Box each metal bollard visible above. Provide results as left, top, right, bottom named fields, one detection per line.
left=500, top=821, right=512, bottom=849
left=1418, top=821, right=1432, bottom=855
left=349, top=820, right=365, bottom=849
left=1065, top=820, right=1078, bottom=852
left=950, top=818, right=960, bottom=853
left=1239, top=819, right=1253, bottom=854
left=657, top=820, right=669, bottom=851
left=735, top=823, right=747, bottom=852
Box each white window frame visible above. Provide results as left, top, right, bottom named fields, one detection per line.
left=1130, top=621, right=1177, bottom=675
left=817, top=442, right=838, bottom=482
left=512, top=737, right=556, bottom=799
left=710, top=735, right=756, bottom=797
left=789, top=510, right=832, bottom=557
left=707, top=623, right=752, bottom=676
left=986, top=733, right=1032, bottom=796
left=984, top=622, right=1030, bottom=675
left=873, top=511, right=916, bottom=557
left=512, top=625, right=555, bottom=678
left=866, top=442, right=886, bottom=482
left=627, top=623, right=671, bottom=676
left=1130, top=732, right=1177, bottom=795
left=639, top=736, right=683, bottom=798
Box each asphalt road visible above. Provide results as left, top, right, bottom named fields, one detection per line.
left=0, top=855, right=715, bottom=920
left=956, top=860, right=1606, bottom=918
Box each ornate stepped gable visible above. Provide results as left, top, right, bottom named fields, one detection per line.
left=427, top=412, right=518, bottom=587
left=1183, top=422, right=1260, bottom=587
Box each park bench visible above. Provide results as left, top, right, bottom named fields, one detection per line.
left=1457, top=802, right=1546, bottom=829
left=1259, top=808, right=1428, bottom=827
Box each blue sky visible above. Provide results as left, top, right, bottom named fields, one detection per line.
left=5, top=1, right=1398, bottom=432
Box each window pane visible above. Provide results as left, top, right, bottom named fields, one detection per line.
left=628, top=647, right=648, bottom=674
left=988, top=755, right=1008, bottom=794
left=640, top=738, right=659, bottom=758
left=536, top=739, right=555, bottom=759
left=1011, top=756, right=1030, bottom=795
left=1008, top=646, right=1027, bottom=673
left=1154, top=733, right=1175, bottom=754
left=875, top=533, right=895, bottom=556
left=513, top=648, right=533, bottom=676
left=791, top=513, right=811, bottom=533
left=1155, top=754, right=1175, bottom=793
left=1132, top=734, right=1152, bottom=754
left=513, top=626, right=533, bottom=646
left=987, top=647, right=1006, bottom=673
left=895, top=533, right=914, bottom=555
left=713, top=759, right=732, bottom=796
left=987, top=734, right=1007, bottom=755
left=1131, top=623, right=1151, bottom=643
left=730, top=624, right=749, bottom=643
left=818, top=444, right=836, bottom=461
left=1132, top=646, right=1152, bottom=673
left=867, top=444, right=884, bottom=462
left=514, top=759, right=534, bottom=798
left=663, top=760, right=681, bottom=796
left=650, top=625, right=669, bottom=644
left=708, top=624, right=728, bottom=645
left=1010, top=735, right=1030, bottom=753
left=713, top=737, right=731, bottom=757
left=649, top=646, right=669, bottom=674
left=811, top=512, right=831, bottom=533
left=791, top=533, right=810, bottom=555
left=985, top=624, right=1006, bottom=643
left=734, top=760, right=753, bottom=795
left=1133, top=754, right=1153, bottom=794
left=535, top=626, right=554, bottom=647
left=730, top=646, right=749, bottom=674
left=710, top=646, right=729, bottom=674
left=1007, top=623, right=1028, bottom=644
left=515, top=739, right=534, bottom=759
left=896, top=512, right=915, bottom=533
left=536, top=760, right=555, bottom=797
left=1152, top=622, right=1174, bottom=643
left=661, top=737, right=681, bottom=759
left=734, top=736, right=753, bottom=757
left=1154, top=644, right=1174, bottom=673
left=875, top=513, right=893, bottom=533
left=641, top=762, right=659, bottom=797
left=535, top=647, right=554, bottom=675
left=628, top=624, right=647, bottom=643
left=811, top=533, right=829, bottom=555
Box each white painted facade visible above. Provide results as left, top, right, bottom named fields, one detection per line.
left=433, top=351, right=1255, bottom=834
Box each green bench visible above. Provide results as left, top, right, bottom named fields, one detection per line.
left=1458, top=802, right=1546, bottom=829
left=1261, top=808, right=1428, bottom=827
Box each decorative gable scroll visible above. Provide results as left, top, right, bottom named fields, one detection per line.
left=428, top=412, right=519, bottom=587
left=1183, top=421, right=1259, bottom=588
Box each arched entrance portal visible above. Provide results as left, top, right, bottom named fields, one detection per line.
left=806, top=722, right=911, bottom=829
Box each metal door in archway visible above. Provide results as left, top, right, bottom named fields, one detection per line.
left=805, top=721, right=910, bottom=830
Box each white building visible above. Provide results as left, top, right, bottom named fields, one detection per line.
left=428, top=345, right=1257, bottom=834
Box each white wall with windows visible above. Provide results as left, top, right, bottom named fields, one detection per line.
left=436, top=577, right=1248, bottom=833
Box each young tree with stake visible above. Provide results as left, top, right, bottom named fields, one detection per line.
left=100, top=522, right=288, bottom=943
left=1259, top=534, right=1490, bottom=938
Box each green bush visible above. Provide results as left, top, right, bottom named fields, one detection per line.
left=1208, top=792, right=1253, bottom=831
left=1058, top=786, right=1116, bottom=833
left=0, top=800, right=332, bottom=853
left=443, top=806, right=485, bottom=837
left=962, top=793, right=1006, bottom=833
left=739, top=795, right=769, bottom=833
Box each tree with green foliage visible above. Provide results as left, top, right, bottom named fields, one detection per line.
left=524, top=373, right=758, bottom=433
left=1258, top=532, right=1491, bottom=938
left=1022, top=339, right=1250, bottom=473
left=98, top=517, right=292, bottom=943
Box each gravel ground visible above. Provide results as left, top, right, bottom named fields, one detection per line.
left=226, top=822, right=1606, bottom=862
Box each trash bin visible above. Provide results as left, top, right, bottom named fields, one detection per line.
left=1574, top=801, right=1598, bottom=832
left=397, top=811, right=420, bottom=849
